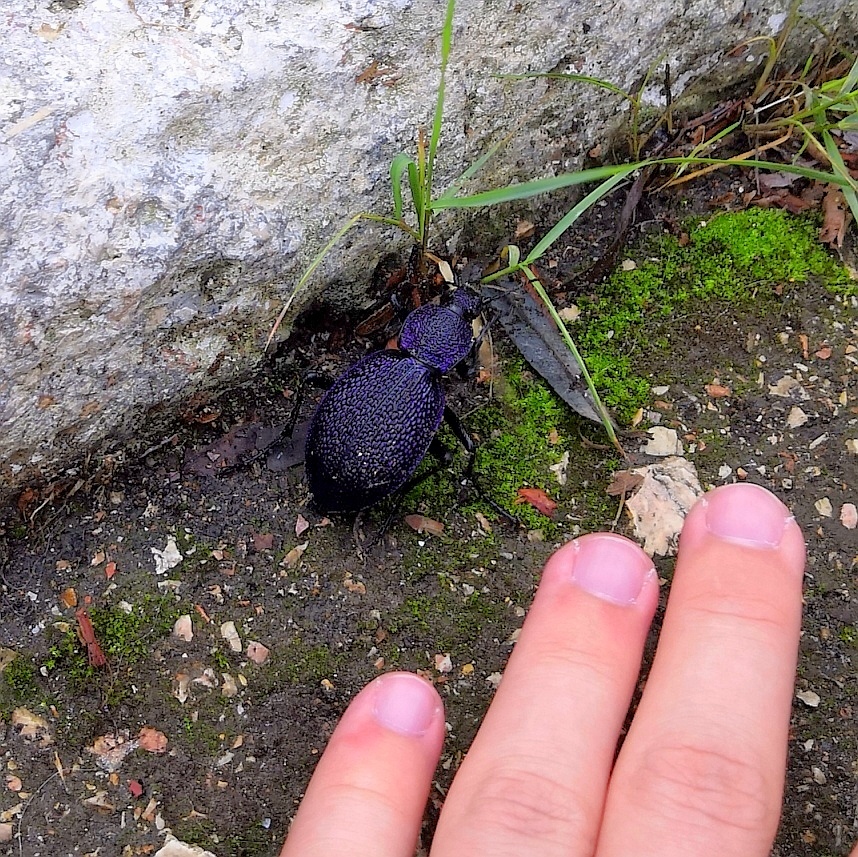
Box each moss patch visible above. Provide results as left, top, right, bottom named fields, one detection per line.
left=577, top=208, right=854, bottom=421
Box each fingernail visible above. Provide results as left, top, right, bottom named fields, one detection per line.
left=371, top=673, right=440, bottom=737
left=569, top=533, right=655, bottom=605
left=702, top=483, right=793, bottom=549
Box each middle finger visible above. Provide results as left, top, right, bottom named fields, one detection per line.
left=431, top=533, right=659, bottom=857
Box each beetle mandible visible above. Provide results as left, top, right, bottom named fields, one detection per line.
left=305, top=285, right=484, bottom=514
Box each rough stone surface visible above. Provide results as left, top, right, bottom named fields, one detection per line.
left=1, top=0, right=855, bottom=504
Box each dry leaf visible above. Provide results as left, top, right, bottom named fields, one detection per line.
left=295, top=514, right=310, bottom=537
left=104, top=561, right=117, bottom=580
left=606, top=470, right=645, bottom=497
left=59, top=587, right=78, bottom=608
left=434, top=653, right=453, bottom=673
left=705, top=383, right=732, bottom=398
left=154, top=835, right=218, bottom=857
left=83, top=790, right=115, bottom=812
left=251, top=532, right=273, bottom=552
left=815, top=345, right=832, bottom=359
left=796, top=689, right=820, bottom=708
left=404, top=514, right=445, bottom=536
left=88, top=733, right=136, bottom=772
left=474, top=511, right=493, bottom=533
left=139, top=726, right=168, bottom=753
left=128, top=779, right=144, bottom=798
left=221, top=674, right=238, bottom=698
left=11, top=707, right=53, bottom=747
left=814, top=497, right=833, bottom=517
left=819, top=186, right=847, bottom=248
left=514, top=219, right=535, bottom=239
left=514, top=487, right=557, bottom=517
left=283, top=542, right=308, bottom=568
left=152, top=536, right=183, bottom=574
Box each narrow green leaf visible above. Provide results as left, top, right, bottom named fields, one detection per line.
left=524, top=166, right=639, bottom=264
left=434, top=162, right=649, bottom=209
left=390, top=153, right=416, bottom=221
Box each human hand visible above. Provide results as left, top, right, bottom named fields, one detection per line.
left=279, top=483, right=848, bottom=857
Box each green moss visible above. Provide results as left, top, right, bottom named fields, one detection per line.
left=577, top=208, right=854, bottom=421
left=0, top=655, right=42, bottom=712
left=41, top=595, right=182, bottom=705
left=280, top=639, right=342, bottom=685
left=839, top=624, right=857, bottom=646
left=387, top=589, right=507, bottom=657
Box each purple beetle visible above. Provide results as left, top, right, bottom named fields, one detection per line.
left=305, top=286, right=483, bottom=513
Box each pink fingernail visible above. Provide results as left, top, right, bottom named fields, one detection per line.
left=371, top=673, right=441, bottom=737
left=702, top=483, right=793, bottom=549
left=569, top=533, right=655, bottom=605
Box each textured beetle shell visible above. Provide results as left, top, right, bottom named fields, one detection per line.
left=305, top=287, right=482, bottom=514
left=306, top=351, right=445, bottom=513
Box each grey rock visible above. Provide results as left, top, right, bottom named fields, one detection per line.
left=1, top=0, right=854, bottom=504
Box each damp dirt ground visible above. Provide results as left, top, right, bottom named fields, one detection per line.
left=0, top=186, right=856, bottom=857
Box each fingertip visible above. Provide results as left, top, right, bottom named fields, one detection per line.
left=544, top=532, right=659, bottom=610
left=680, top=482, right=806, bottom=577
left=369, top=671, right=445, bottom=738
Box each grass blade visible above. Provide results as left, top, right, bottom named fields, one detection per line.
left=524, top=166, right=640, bottom=264
left=390, top=153, right=415, bottom=221
left=435, top=162, right=651, bottom=209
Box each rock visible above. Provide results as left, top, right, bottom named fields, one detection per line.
left=2, top=0, right=854, bottom=504
left=624, top=456, right=703, bottom=556
left=643, top=426, right=684, bottom=457
left=154, top=836, right=217, bottom=857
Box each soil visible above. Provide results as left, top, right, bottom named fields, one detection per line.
left=0, top=183, right=856, bottom=857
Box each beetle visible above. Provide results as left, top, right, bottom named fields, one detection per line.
left=304, top=285, right=485, bottom=514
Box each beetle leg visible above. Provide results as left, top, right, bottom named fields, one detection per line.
left=442, top=406, right=520, bottom=526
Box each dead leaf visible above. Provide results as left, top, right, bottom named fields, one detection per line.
left=514, top=219, right=535, bottom=239
left=152, top=536, right=183, bottom=574
left=404, top=514, right=445, bottom=536
left=251, top=532, right=273, bottom=552
left=59, top=587, right=78, bottom=608
left=815, top=345, right=832, bottom=359
left=606, top=470, right=645, bottom=497
left=173, top=615, right=193, bottom=642
left=282, top=542, right=308, bottom=568
left=139, top=726, right=168, bottom=753
left=819, top=186, right=848, bottom=248
left=515, top=487, right=557, bottom=517
left=343, top=573, right=367, bottom=594
left=83, top=790, right=115, bottom=812
left=11, top=707, right=53, bottom=747
left=295, top=514, right=310, bottom=537
left=796, top=689, right=820, bottom=708
left=474, top=511, right=493, bottom=533
left=128, top=779, right=144, bottom=798
left=104, top=561, right=117, bottom=580
left=705, top=383, right=732, bottom=398
left=839, top=503, right=857, bottom=529
left=88, top=732, right=137, bottom=772
left=220, top=621, right=242, bottom=652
